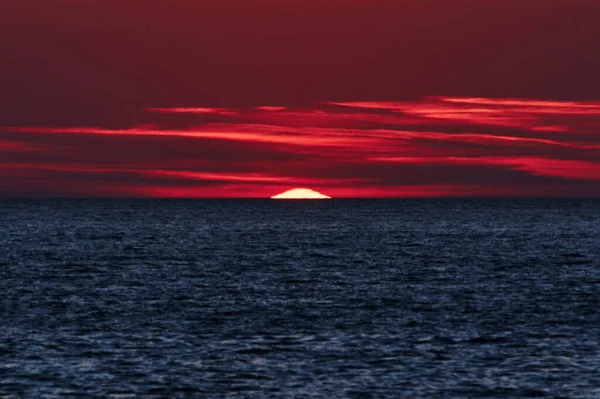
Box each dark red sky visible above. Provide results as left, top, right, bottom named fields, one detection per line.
left=1, top=0, right=599, bottom=197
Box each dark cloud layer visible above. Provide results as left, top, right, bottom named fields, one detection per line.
left=2, top=1, right=600, bottom=127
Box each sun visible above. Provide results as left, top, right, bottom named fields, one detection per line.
left=271, top=188, right=332, bottom=200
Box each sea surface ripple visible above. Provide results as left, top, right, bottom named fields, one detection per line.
left=1, top=199, right=600, bottom=398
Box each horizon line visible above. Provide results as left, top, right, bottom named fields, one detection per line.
left=1, top=196, right=599, bottom=200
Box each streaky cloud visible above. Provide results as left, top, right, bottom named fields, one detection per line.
left=2, top=96, right=600, bottom=197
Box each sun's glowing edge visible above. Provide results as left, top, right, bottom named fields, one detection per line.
left=271, top=188, right=332, bottom=199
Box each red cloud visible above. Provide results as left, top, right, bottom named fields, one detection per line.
left=1, top=97, right=600, bottom=197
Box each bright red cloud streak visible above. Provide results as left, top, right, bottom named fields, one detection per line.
left=1, top=97, right=600, bottom=197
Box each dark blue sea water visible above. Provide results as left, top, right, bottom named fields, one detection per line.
left=1, top=199, right=600, bottom=398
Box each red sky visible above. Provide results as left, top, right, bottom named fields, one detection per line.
left=1, top=0, right=599, bottom=197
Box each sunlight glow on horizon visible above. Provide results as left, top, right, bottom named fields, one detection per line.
left=271, top=188, right=332, bottom=200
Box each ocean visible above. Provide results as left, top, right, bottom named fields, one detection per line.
left=1, top=199, right=599, bottom=398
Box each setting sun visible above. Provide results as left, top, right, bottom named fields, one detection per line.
left=271, top=188, right=332, bottom=200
